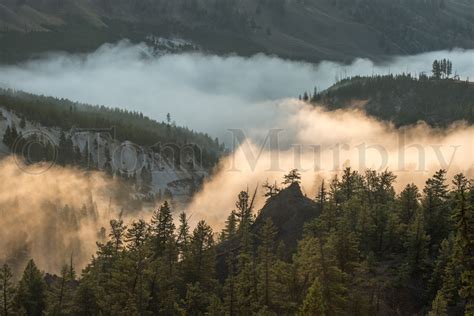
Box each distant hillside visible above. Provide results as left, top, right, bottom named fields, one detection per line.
left=312, top=74, right=474, bottom=126
left=0, top=89, right=224, bottom=202
left=0, top=0, right=473, bottom=63
left=0, top=88, right=223, bottom=166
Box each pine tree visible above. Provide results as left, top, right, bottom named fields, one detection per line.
left=220, top=210, right=238, bottom=242
left=223, top=255, right=238, bottom=316
left=404, top=210, right=430, bottom=274
left=300, top=278, right=326, bottom=315
left=183, top=282, right=208, bottom=315
left=432, top=60, right=442, bottom=79
left=282, top=169, right=301, bottom=185
left=187, top=220, right=215, bottom=289
left=257, top=219, right=278, bottom=310
left=423, top=170, right=451, bottom=247
left=429, top=237, right=454, bottom=298
left=72, top=281, right=100, bottom=316
left=428, top=290, right=448, bottom=316
left=15, top=259, right=47, bottom=316
left=293, top=235, right=347, bottom=315
left=0, top=264, right=14, bottom=316
left=150, top=201, right=175, bottom=256
left=47, top=262, right=75, bottom=316
left=235, top=191, right=254, bottom=231
left=451, top=174, right=474, bottom=312
left=124, top=219, right=150, bottom=316
left=327, top=218, right=359, bottom=274
left=109, top=219, right=127, bottom=253
left=148, top=201, right=178, bottom=315
left=176, top=212, right=190, bottom=260
left=398, top=183, right=421, bottom=225
left=235, top=216, right=258, bottom=314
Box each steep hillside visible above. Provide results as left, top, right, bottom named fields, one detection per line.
left=312, top=74, right=474, bottom=126
left=0, top=0, right=473, bottom=62
left=0, top=88, right=224, bottom=202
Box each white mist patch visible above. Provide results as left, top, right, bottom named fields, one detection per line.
left=0, top=41, right=473, bottom=144
left=187, top=101, right=474, bottom=229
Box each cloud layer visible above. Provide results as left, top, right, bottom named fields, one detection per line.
left=0, top=41, right=473, bottom=144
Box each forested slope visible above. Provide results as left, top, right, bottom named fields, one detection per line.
left=1, top=0, right=473, bottom=62
left=312, top=74, right=474, bottom=126
left=1, top=168, right=473, bottom=315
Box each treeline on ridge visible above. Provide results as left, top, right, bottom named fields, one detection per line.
left=0, top=88, right=223, bottom=168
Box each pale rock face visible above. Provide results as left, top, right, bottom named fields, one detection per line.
left=0, top=106, right=206, bottom=203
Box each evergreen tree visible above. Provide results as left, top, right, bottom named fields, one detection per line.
left=220, top=210, right=238, bottom=242
left=109, top=219, right=127, bottom=253
left=398, top=183, right=421, bottom=225
left=0, top=264, right=14, bottom=316
left=452, top=174, right=474, bottom=312
left=282, top=169, right=301, bottom=185
left=72, top=279, right=100, bottom=316
left=150, top=201, right=175, bottom=256
left=432, top=60, right=442, bottom=79
left=15, top=260, right=47, bottom=316
left=235, top=191, right=254, bottom=231
left=176, top=212, right=190, bottom=260
left=47, top=262, right=75, bottom=316
left=404, top=210, right=430, bottom=274
left=327, top=218, right=359, bottom=274
left=428, top=290, right=448, bottom=316
left=148, top=201, right=178, bottom=315
left=423, top=170, right=451, bottom=247
left=257, top=219, right=278, bottom=310
left=300, top=278, right=326, bottom=315
left=124, top=219, right=150, bottom=316
left=293, top=234, right=347, bottom=315
left=187, top=220, right=216, bottom=290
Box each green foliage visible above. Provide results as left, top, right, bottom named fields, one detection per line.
left=313, top=75, right=474, bottom=127
left=15, top=260, right=47, bottom=316
left=0, top=264, right=14, bottom=316
left=282, top=169, right=302, bottom=186
left=5, top=170, right=474, bottom=315
left=300, top=278, right=326, bottom=315
left=0, top=89, right=222, bottom=168
left=428, top=290, right=448, bottom=316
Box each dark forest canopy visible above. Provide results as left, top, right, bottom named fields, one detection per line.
left=1, top=168, right=473, bottom=315
left=311, top=74, right=474, bottom=127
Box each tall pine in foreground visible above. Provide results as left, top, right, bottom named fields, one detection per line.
left=452, top=174, right=474, bottom=314
left=0, top=264, right=14, bottom=316
left=15, top=260, right=47, bottom=316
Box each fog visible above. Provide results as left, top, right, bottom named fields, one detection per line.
left=0, top=41, right=473, bottom=144
left=188, top=101, right=474, bottom=228
left=0, top=156, right=147, bottom=274
left=0, top=42, right=473, bottom=271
